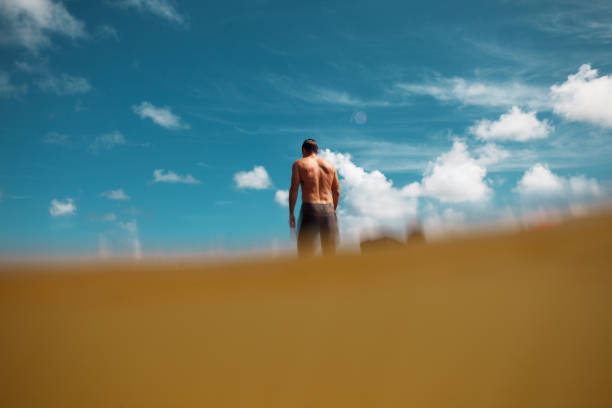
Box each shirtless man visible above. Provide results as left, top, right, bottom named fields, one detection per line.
left=289, top=139, right=340, bottom=257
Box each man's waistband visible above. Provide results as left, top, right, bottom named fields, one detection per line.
left=300, top=202, right=335, bottom=215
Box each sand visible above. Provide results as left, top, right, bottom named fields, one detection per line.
left=1, top=213, right=611, bottom=407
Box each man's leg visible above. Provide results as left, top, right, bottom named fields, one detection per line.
left=297, top=211, right=317, bottom=257
left=320, top=214, right=337, bottom=256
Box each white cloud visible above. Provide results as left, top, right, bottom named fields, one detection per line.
left=132, top=101, right=189, bottom=129
left=551, top=64, right=612, bottom=128
left=0, top=0, right=86, bottom=51
left=153, top=169, right=200, bottom=184
left=420, top=140, right=492, bottom=203
left=90, top=131, right=126, bottom=151
left=101, top=189, right=130, bottom=201
left=320, top=149, right=419, bottom=241
left=234, top=166, right=272, bottom=190
left=516, top=164, right=566, bottom=195
left=395, top=77, right=548, bottom=109
left=0, top=71, right=27, bottom=97
left=49, top=198, right=76, bottom=216
left=475, top=143, right=511, bottom=166
left=119, top=0, right=185, bottom=24
left=119, top=220, right=142, bottom=260
left=37, top=73, right=91, bottom=95
left=515, top=163, right=602, bottom=197
left=568, top=175, right=601, bottom=196
left=470, top=106, right=553, bottom=142
left=274, top=190, right=289, bottom=207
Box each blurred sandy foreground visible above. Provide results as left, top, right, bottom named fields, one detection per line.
left=1, top=213, right=612, bottom=407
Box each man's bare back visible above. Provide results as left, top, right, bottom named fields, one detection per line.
left=292, top=156, right=339, bottom=204
left=289, top=139, right=340, bottom=256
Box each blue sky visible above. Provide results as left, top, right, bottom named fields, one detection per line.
left=1, top=0, right=611, bottom=257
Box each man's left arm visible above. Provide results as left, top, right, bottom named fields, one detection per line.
left=331, top=168, right=340, bottom=211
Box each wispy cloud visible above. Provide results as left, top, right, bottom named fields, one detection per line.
left=37, top=74, right=91, bottom=95
left=395, top=77, right=548, bottom=109
left=43, top=132, right=69, bottom=145
left=529, top=4, right=612, bottom=43
left=96, top=24, right=119, bottom=40
left=0, top=0, right=86, bottom=52
left=132, top=101, right=189, bottom=129
left=0, top=71, right=27, bottom=97
left=267, top=75, right=394, bottom=108
left=118, top=0, right=186, bottom=25
left=90, top=131, right=126, bottom=151
left=234, top=166, right=272, bottom=190
left=153, top=169, right=200, bottom=184
left=101, top=189, right=130, bottom=201
left=49, top=198, right=76, bottom=216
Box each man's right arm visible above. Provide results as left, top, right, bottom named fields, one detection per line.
left=289, top=162, right=300, bottom=228
left=331, top=167, right=340, bottom=211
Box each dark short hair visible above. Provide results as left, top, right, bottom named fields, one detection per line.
left=302, top=139, right=318, bottom=154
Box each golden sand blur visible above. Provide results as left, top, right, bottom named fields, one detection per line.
left=1, top=212, right=612, bottom=407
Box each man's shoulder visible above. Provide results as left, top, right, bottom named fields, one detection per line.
left=316, top=157, right=335, bottom=170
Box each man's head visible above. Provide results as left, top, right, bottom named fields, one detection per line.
left=302, top=139, right=318, bottom=157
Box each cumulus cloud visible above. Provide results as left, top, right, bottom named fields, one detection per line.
left=320, top=149, right=419, bottom=241
left=132, top=101, right=189, bottom=129
left=516, top=163, right=601, bottom=197
left=0, top=71, right=27, bottom=97
left=274, top=189, right=289, bottom=207
left=119, top=220, right=142, bottom=260
left=516, top=164, right=564, bottom=195
left=420, top=140, right=492, bottom=203
left=568, top=175, right=601, bottom=196
left=234, top=166, right=272, bottom=190
left=153, top=169, right=200, bottom=184
left=551, top=64, right=612, bottom=128
left=49, top=198, right=76, bottom=216
left=37, top=73, right=91, bottom=95
left=90, top=131, right=126, bottom=151
left=475, top=143, right=511, bottom=166
left=119, top=0, right=185, bottom=24
left=0, top=0, right=86, bottom=51
left=101, top=189, right=130, bottom=200
left=470, top=106, right=553, bottom=142
left=395, top=77, right=547, bottom=109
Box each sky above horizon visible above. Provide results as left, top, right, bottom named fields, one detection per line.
left=1, top=0, right=611, bottom=258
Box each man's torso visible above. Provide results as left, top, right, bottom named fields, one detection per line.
left=295, top=157, right=335, bottom=204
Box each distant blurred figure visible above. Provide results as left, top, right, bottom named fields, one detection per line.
left=289, top=139, right=340, bottom=257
